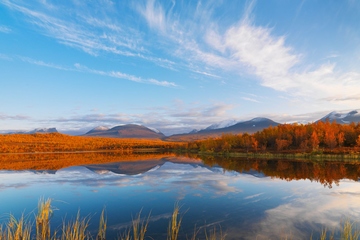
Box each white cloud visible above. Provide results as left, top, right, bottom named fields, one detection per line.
left=246, top=181, right=360, bottom=239
left=19, top=56, right=70, bottom=71
left=0, top=25, right=11, bottom=33
left=137, top=0, right=360, bottom=107
left=1, top=0, right=175, bottom=69
left=74, top=63, right=178, bottom=87
left=241, top=97, right=260, bottom=103
left=137, top=0, right=166, bottom=32
left=0, top=114, right=30, bottom=121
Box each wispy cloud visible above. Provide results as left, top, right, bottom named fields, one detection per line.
left=19, top=56, right=70, bottom=71
left=1, top=0, right=175, bottom=69
left=3, top=0, right=360, bottom=108
left=242, top=97, right=260, bottom=103
left=136, top=0, right=360, bottom=106
left=0, top=53, right=13, bottom=60
left=0, top=114, right=30, bottom=121
left=0, top=25, right=11, bottom=33
left=74, top=63, right=178, bottom=87
left=0, top=54, right=177, bottom=88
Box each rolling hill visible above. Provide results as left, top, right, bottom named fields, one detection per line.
left=84, top=124, right=165, bottom=139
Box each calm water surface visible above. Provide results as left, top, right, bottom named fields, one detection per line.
left=1, top=155, right=360, bottom=239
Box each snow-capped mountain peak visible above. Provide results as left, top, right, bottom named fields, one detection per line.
left=319, top=110, right=360, bottom=124
left=147, top=126, right=161, bottom=134
left=205, top=119, right=238, bottom=130
left=27, top=128, right=58, bottom=134
left=93, top=126, right=109, bottom=131
left=250, top=117, right=269, bottom=122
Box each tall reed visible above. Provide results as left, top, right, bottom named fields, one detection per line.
left=36, top=198, right=53, bottom=240
left=204, top=226, right=226, bottom=240
left=96, top=209, right=107, bottom=240
left=341, top=220, right=360, bottom=240
left=60, top=211, right=90, bottom=240
left=2, top=214, right=31, bottom=240
left=167, top=202, right=183, bottom=240
left=119, top=210, right=150, bottom=240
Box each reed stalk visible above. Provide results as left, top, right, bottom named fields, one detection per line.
left=119, top=210, right=150, bottom=240
left=167, top=202, right=183, bottom=240
left=4, top=214, right=31, bottom=240
left=36, top=198, right=53, bottom=240
left=96, top=209, right=107, bottom=240
left=60, top=211, right=90, bottom=240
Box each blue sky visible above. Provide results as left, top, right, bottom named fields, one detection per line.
left=1, top=0, right=360, bottom=135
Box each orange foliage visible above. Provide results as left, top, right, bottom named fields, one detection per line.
left=0, top=133, right=185, bottom=153
left=0, top=152, right=177, bottom=170
left=187, top=121, right=360, bottom=153
left=201, top=156, right=360, bottom=188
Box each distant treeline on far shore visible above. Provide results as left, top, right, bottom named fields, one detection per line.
left=183, top=120, right=360, bottom=154
left=1, top=120, right=360, bottom=155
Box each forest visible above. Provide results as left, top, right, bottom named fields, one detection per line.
left=184, top=121, right=360, bottom=154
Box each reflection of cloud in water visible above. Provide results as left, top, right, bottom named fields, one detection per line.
left=237, top=180, right=360, bottom=240
left=244, top=192, right=264, bottom=200
left=109, top=212, right=172, bottom=231
left=0, top=162, right=247, bottom=197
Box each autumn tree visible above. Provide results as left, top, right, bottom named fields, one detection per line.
left=356, top=135, right=360, bottom=147
left=310, top=131, right=320, bottom=150
left=337, top=132, right=345, bottom=147
left=324, top=131, right=337, bottom=149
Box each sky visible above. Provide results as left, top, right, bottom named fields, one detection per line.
left=0, top=0, right=360, bottom=135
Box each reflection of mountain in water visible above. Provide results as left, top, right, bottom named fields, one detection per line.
left=83, top=157, right=267, bottom=178
left=84, top=157, right=216, bottom=175
left=85, top=160, right=168, bottom=175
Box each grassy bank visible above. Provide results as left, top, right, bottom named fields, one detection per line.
left=195, top=150, right=360, bottom=161
left=1, top=199, right=359, bottom=240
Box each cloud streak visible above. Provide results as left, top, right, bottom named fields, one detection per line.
left=74, top=63, right=178, bottom=87
left=0, top=53, right=178, bottom=88
left=0, top=114, right=30, bottom=121
left=0, top=25, right=11, bottom=33
left=136, top=0, right=360, bottom=106
left=1, top=0, right=175, bottom=69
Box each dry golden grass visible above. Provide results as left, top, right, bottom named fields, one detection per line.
left=167, top=203, right=183, bottom=240
left=119, top=210, right=150, bottom=240
left=0, top=133, right=185, bottom=154
left=1, top=198, right=360, bottom=240
left=36, top=198, right=53, bottom=240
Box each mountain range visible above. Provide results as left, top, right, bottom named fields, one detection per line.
left=166, top=117, right=280, bottom=141
left=6, top=128, right=58, bottom=134
left=318, top=110, right=360, bottom=124
left=3, top=110, right=360, bottom=139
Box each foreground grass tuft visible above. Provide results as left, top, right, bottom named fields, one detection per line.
left=1, top=199, right=360, bottom=240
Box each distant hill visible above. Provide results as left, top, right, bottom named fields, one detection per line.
left=27, top=128, right=58, bottom=134
left=84, top=124, right=165, bottom=139
left=166, top=118, right=280, bottom=141
left=318, top=110, right=360, bottom=124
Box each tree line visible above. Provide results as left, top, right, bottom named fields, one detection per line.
left=184, top=121, right=360, bottom=153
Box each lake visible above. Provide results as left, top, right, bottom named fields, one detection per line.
left=1, top=153, right=360, bottom=239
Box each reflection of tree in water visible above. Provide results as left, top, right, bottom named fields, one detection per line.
left=200, top=156, right=360, bottom=188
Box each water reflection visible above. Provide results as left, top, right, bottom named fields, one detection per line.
left=0, top=154, right=360, bottom=239
left=200, top=155, right=360, bottom=188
